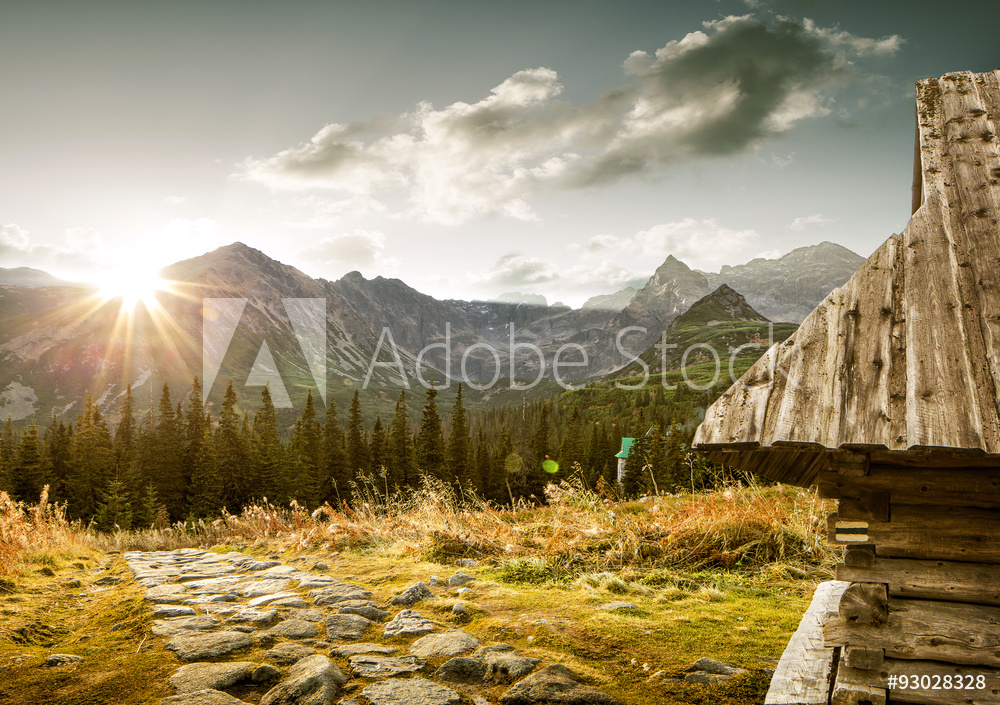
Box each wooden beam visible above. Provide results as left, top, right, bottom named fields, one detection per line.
left=838, top=556, right=1000, bottom=607
left=834, top=451, right=870, bottom=477
left=836, top=659, right=1000, bottom=705
left=816, top=466, right=1000, bottom=509
left=765, top=580, right=850, bottom=705
left=838, top=583, right=888, bottom=625
left=843, top=546, right=876, bottom=569
left=838, top=492, right=890, bottom=523
left=824, top=597, right=1000, bottom=668
left=830, top=661, right=886, bottom=705
left=827, top=504, right=1000, bottom=564
left=842, top=645, right=884, bottom=671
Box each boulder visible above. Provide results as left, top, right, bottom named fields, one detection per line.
left=264, top=642, right=318, bottom=666
left=434, top=657, right=486, bottom=684
left=165, top=631, right=252, bottom=662
left=268, top=618, right=320, bottom=640
left=409, top=631, right=480, bottom=658
left=383, top=610, right=434, bottom=638
left=389, top=582, right=433, bottom=606
left=158, top=690, right=249, bottom=705
left=499, top=664, right=624, bottom=705
left=349, top=654, right=427, bottom=678
left=167, top=662, right=255, bottom=694
left=260, top=654, right=346, bottom=705
left=324, top=613, right=372, bottom=641
left=361, top=677, right=461, bottom=705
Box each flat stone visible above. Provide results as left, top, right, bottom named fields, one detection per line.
left=182, top=578, right=242, bottom=593
left=684, top=672, right=738, bottom=685
left=154, top=605, right=197, bottom=618
left=198, top=604, right=242, bottom=616
left=338, top=604, right=389, bottom=622
left=434, top=657, right=486, bottom=684
left=309, top=584, right=373, bottom=606
left=296, top=576, right=339, bottom=590
left=261, top=654, right=346, bottom=705
left=168, top=662, right=255, bottom=694
left=383, top=610, right=435, bottom=638
left=265, top=642, right=318, bottom=666
left=252, top=664, right=281, bottom=685
left=157, top=689, right=249, bottom=705
left=184, top=594, right=238, bottom=605
left=248, top=591, right=301, bottom=608
left=499, top=664, right=624, bottom=705
left=283, top=608, right=326, bottom=622
left=152, top=616, right=220, bottom=638
left=685, top=658, right=748, bottom=676
left=389, top=582, right=433, bottom=607
left=225, top=609, right=279, bottom=628
left=258, top=565, right=299, bottom=577
left=447, top=573, right=475, bottom=587
left=361, top=677, right=461, bottom=705
left=597, top=602, right=638, bottom=611
left=269, top=597, right=310, bottom=609
left=269, top=618, right=319, bottom=639
left=242, top=579, right=293, bottom=598
left=325, top=614, right=372, bottom=640
left=165, top=631, right=252, bottom=662
left=349, top=654, right=427, bottom=678
left=146, top=584, right=189, bottom=602
left=44, top=653, right=84, bottom=666
left=484, top=652, right=540, bottom=683
left=235, top=559, right=283, bottom=572
left=330, top=643, right=399, bottom=658
left=409, top=631, right=480, bottom=658
left=93, top=576, right=120, bottom=586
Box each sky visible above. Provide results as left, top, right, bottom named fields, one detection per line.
left=1, top=0, right=998, bottom=307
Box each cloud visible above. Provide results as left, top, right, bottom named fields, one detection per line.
left=0, top=223, right=104, bottom=273
left=789, top=213, right=831, bottom=230
left=240, top=15, right=900, bottom=224
left=298, top=229, right=399, bottom=276
left=164, top=195, right=187, bottom=205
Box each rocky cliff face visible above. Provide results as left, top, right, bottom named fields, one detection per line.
left=700, top=241, right=864, bottom=322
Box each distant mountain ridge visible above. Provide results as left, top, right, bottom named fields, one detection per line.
left=0, top=267, right=87, bottom=288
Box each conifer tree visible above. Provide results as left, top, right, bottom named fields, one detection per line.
left=133, top=482, right=165, bottom=530
left=369, top=415, right=387, bottom=480
left=319, top=400, right=350, bottom=506
left=0, top=416, right=14, bottom=494
left=447, top=384, right=470, bottom=487
left=388, top=390, right=415, bottom=489
left=416, top=387, right=445, bottom=480
left=94, top=477, right=132, bottom=532
left=251, top=384, right=285, bottom=503
left=65, top=397, right=113, bottom=518
left=559, top=406, right=585, bottom=475
left=114, top=385, right=138, bottom=498
left=621, top=434, right=648, bottom=497
left=148, top=383, right=185, bottom=519
left=346, top=390, right=369, bottom=476
left=216, top=380, right=251, bottom=511
left=44, top=415, right=72, bottom=502
left=474, top=429, right=493, bottom=500
left=189, top=411, right=222, bottom=517
left=13, top=420, right=47, bottom=503
left=289, top=390, right=322, bottom=506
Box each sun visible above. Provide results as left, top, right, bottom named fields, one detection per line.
left=98, top=268, right=170, bottom=310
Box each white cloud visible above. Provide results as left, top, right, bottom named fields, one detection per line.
left=789, top=213, right=832, bottom=230
left=0, top=224, right=30, bottom=250
left=297, top=229, right=399, bottom=277
left=0, top=223, right=104, bottom=274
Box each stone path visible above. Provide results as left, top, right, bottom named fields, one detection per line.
left=124, top=549, right=624, bottom=705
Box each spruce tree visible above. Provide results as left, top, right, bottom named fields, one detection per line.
left=65, top=397, right=113, bottom=518
left=446, top=384, right=470, bottom=488
left=94, top=477, right=133, bottom=532
left=114, top=385, right=139, bottom=499
left=346, top=390, right=369, bottom=476
left=369, top=415, right=387, bottom=484
left=149, top=384, right=185, bottom=519
left=13, top=420, right=47, bottom=503
left=319, top=400, right=350, bottom=506
left=252, top=384, right=286, bottom=503
left=189, top=411, right=222, bottom=517
left=0, top=416, right=14, bottom=494
left=416, top=387, right=445, bottom=480
left=559, top=406, right=585, bottom=476
left=44, top=416, right=72, bottom=502
left=289, top=390, right=322, bottom=506
left=216, top=380, right=251, bottom=511
left=388, top=390, right=415, bottom=489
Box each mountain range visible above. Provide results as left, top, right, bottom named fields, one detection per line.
left=0, top=241, right=862, bottom=424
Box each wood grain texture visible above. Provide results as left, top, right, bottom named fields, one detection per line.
left=836, top=659, right=1000, bottom=705
left=837, top=556, right=1000, bottom=606
left=694, top=71, right=1000, bottom=488
left=765, top=580, right=850, bottom=705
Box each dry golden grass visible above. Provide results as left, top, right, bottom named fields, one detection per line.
left=0, top=486, right=88, bottom=579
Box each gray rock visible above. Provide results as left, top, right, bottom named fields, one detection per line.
left=389, top=582, right=433, bottom=606
left=225, top=609, right=279, bottom=628
left=269, top=618, right=320, bottom=640
left=165, top=631, right=252, bottom=662
left=452, top=603, right=467, bottom=615
left=684, top=672, right=738, bottom=685
left=152, top=616, right=220, bottom=638
left=325, top=613, right=372, bottom=640
left=252, top=664, right=282, bottom=685
left=283, top=608, right=326, bottom=622
left=242, top=579, right=293, bottom=598
left=447, top=572, right=475, bottom=587
left=168, top=662, right=255, bottom=694
left=265, top=642, right=318, bottom=666
left=338, top=604, right=389, bottom=622
left=349, top=654, right=427, bottom=678
left=145, top=584, right=188, bottom=602
left=361, top=677, right=461, bottom=705
left=409, top=630, right=480, bottom=658
left=330, top=643, right=399, bottom=658
left=499, top=664, right=624, bottom=705
left=238, top=559, right=283, bottom=572
left=270, top=597, right=310, bottom=609
left=44, top=653, right=83, bottom=666
left=229, top=626, right=256, bottom=634
left=248, top=591, right=301, bottom=608
left=474, top=644, right=516, bottom=657
left=154, top=605, right=198, bottom=618
left=309, top=584, right=373, bottom=606
left=93, top=576, right=120, bottom=586
left=597, top=602, right=638, bottom=611
left=428, top=576, right=442, bottom=587
left=434, top=657, right=486, bottom=684
left=484, top=652, right=540, bottom=683
left=456, top=588, right=471, bottom=596
left=313, top=563, right=329, bottom=572
left=383, top=610, right=435, bottom=638
left=157, top=689, right=249, bottom=705
left=455, top=559, right=479, bottom=568
left=685, top=658, right=748, bottom=676
left=297, top=577, right=340, bottom=590
left=260, top=654, right=346, bottom=705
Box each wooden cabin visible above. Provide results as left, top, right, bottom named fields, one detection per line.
left=693, top=70, right=1000, bottom=705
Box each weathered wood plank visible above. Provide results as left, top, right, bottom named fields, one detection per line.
left=827, top=504, right=1000, bottom=564
left=842, top=644, right=884, bottom=671
left=824, top=597, right=1000, bottom=668
left=816, top=465, right=1000, bottom=509
left=837, top=658, right=1000, bottom=705
left=765, top=580, right=850, bottom=705
left=837, top=557, right=1000, bottom=606
left=843, top=546, right=876, bottom=569
left=837, top=492, right=890, bottom=522
left=830, top=661, right=886, bottom=705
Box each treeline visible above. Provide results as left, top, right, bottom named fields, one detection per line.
left=0, top=376, right=727, bottom=530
